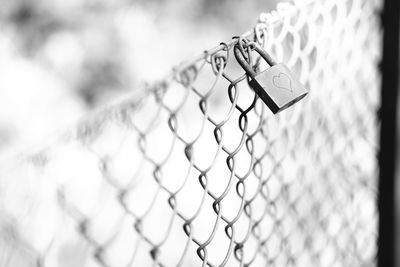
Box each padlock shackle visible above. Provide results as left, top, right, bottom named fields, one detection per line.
left=234, top=41, right=277, bottom=79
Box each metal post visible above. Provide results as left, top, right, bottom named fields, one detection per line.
left=378, top=0, right=399, bottom=266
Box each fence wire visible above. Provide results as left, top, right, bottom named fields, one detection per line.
left=0, top=0, right=381, bottom=266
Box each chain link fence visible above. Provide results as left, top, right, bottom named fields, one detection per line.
left=0, top=0, right=381, bottom=266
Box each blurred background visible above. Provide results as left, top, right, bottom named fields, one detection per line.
left=0, top=0, right=284, bottom=162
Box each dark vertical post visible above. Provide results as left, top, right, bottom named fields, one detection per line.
left=379, top=0, right=399, bottom=266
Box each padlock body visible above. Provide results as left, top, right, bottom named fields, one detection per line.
left=249, top=63, right=308, bottom=114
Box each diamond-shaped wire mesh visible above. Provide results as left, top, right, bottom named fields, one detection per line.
left=0, top=0, right=381, bottom=266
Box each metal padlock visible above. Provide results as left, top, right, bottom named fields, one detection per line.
left=234, top=42, right=308, bottom=114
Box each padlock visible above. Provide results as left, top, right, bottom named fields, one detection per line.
left=234, top=41, right=308, bottom=114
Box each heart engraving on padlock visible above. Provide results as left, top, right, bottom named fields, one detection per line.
left=234, top=39, right=308, bottom=114
left=272, top=73, right=293, bottom=93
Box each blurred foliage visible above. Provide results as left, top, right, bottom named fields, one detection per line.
left=0, top=0, right=281, bottom=159
left=0, top=0, right=280, bottom=106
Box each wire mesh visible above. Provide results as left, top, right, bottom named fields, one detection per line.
left=0, top=0, right=381, bottom=266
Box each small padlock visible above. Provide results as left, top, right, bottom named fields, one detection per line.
left=234, top=41, right=308, bottom=114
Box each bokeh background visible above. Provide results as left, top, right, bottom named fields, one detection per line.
left=0, top=0, right=284, bottom=163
